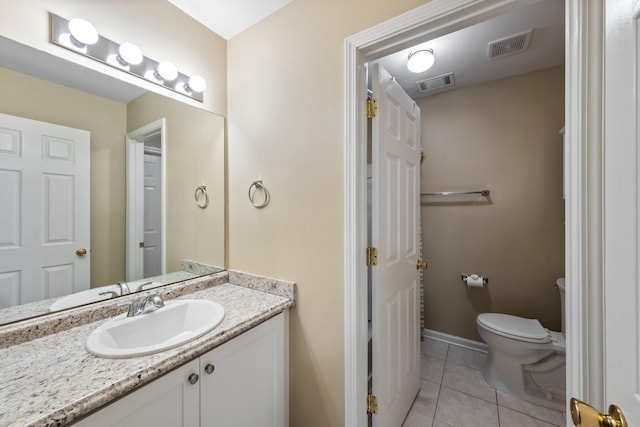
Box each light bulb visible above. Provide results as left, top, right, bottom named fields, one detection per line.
left=156, top=61, right=178, bottom=81
left=117, top=43, right=143, bottom=66
left=185, top=75, right=207, bottom=93
left=407, top=49, right=435, bottom=73
left=68, top=18, right=99, bottom=47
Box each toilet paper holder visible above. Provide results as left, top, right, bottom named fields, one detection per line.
left=461, top=274, right=489, bottom=285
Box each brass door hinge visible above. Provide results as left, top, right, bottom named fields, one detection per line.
left=366, top=98, right=378, bottom=118
left=367, top=393, right=378, bottom=415
left=366, top=247, right=378, bottom=266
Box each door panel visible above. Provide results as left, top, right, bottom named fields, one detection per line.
left=371, top=63, right=421, bottom=426
left=43, top=174, right=75, bottom=244
left=0, top=169, right=21, bottom=248
left=143, top=153, right=162, bottom=277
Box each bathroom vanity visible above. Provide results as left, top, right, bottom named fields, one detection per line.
left=75, top=313, right=287, bottom=427
left=0, top=271, right=294, bottom=427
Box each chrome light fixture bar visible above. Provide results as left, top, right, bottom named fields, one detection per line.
left=50, top=14, right=205, bottom=102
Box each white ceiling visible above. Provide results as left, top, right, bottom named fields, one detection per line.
left=375, top=0, right=565, bottom=100
left=168, top=0, right=294, bottom=40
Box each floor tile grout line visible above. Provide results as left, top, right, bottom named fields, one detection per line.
left=432, top=383, right=443, bottom=427
left=431, top=378, right=443, bottom=427
left=439, top=384, right=498, bottom=405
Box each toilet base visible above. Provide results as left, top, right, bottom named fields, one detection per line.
left=483, top=349, right=566, bottom=411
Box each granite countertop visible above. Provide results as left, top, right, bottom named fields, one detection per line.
left=0, top=273, right=295, bottom=427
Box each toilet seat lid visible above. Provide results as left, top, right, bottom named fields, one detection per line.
left=477, top=313, right=551, bottom=343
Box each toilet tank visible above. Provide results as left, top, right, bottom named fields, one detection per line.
left=556, top=278, right=566, bottom=334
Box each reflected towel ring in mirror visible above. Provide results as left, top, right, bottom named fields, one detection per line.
left=195, top=185, right=209, bottom=208
left=248, top=180, right=270, bottom=209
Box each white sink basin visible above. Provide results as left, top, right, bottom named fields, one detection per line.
left=86, top=299, right=225, bottom=358
left=49, top=284, right=122, bottom=312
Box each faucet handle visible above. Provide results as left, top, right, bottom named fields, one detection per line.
left=146, top=293, right=165, bottom=309
left=98, top=290, right=119, bottom=299
left=135, top=281, right=154, bottom=292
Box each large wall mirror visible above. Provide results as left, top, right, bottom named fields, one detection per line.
left=0, top=36, right=225, bottom=326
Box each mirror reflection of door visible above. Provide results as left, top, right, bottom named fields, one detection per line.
left=126, top=119, right=165, bottom=282
left=0, top=113, right=90, bottom=308
left=143, top=142, right=162, bottom=278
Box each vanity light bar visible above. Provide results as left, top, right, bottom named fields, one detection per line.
left=50, top=14, right=205, bottom=102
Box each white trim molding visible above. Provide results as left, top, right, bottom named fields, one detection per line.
left=565, top=0, right=605, bottom=410
left=423, top=329, right=488, bottom=353
left=344, top=0, right=599, bottom=425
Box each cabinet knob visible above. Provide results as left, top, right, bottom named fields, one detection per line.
left=188, top=373, right=199, bottom=385
left=204, top=363, right=215, bottom=374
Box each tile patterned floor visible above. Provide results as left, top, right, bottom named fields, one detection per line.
left=403, top=338, right=567, bottom=427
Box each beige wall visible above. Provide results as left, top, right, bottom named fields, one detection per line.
left=0, top=67, right=127, bottom=287
left=127, top=92, right=226, bottom=271
left=227, top=0, right=430, bottom=425
left=419, top=66, right=566, bottom=341
left=0, top=0, right=227, bottom=115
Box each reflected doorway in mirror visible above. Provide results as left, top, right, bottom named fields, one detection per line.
left=126, top=119, right=166, bottom=282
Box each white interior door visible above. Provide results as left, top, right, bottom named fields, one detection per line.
left=370, top=63, right=421, bottom=426
left=598, top=0, right=640, bottom=423
left=0, top=113, right=90, bottom=308
left=143, top=150, right=162, bottom=277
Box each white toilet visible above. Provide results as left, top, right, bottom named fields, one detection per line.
left=476, top=278, right=566, bottom=410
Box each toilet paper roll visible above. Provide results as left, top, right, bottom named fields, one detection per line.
left=464, top=274, right=485, bottom=287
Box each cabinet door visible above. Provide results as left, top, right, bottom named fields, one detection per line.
left=200, top=312, right=288, bottom=427
left=73, top=359, right=200, bottom=427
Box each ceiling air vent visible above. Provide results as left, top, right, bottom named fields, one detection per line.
left=488, top=30, right=533, bottom=60
left=416, top=72, right=455, bottom=94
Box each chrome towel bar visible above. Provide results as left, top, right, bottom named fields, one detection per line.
left=421, top=189, right=490, bottom=197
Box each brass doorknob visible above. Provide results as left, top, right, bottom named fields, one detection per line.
left=76, top=248, right=87, bottom=257
left=416, top=260, right=428, bottom=270
left=570, top=398, right=627, bottom=427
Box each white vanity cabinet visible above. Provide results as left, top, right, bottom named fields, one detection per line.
left=73, top=358, right=200, bottom=426
left=74, top=312, right=288, bottom=427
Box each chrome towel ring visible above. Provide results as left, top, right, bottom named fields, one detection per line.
left=248, top=180, right=270, bottom=209
left=195, top=185, right=209, bottom=209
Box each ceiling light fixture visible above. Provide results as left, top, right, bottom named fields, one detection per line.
left=117, top=42, right=143, bottom=66
left=68, top=18, right=99, bottom=47
left=51, top=14, right=206, bottom=102
left=407, top=49, right=435, bottom=73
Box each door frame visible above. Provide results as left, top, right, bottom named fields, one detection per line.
left=343, top=0, right=605, bottom=424
left=126, top=118, right=167, bottom=281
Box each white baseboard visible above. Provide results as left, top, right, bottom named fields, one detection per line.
left=423, top=328, right=488, bottom=353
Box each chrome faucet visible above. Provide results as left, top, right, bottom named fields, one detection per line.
left=120, top=293, right=165, bottom=317
left=116, top=281, right=131, bottom=295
